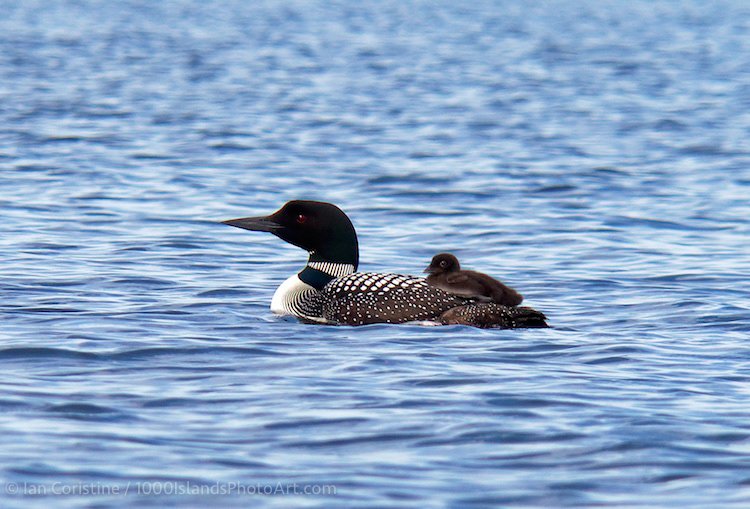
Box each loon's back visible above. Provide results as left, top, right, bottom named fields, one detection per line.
left=320, top=272, right=464, bottom=325
left=316, top=273, right=547, bottom=328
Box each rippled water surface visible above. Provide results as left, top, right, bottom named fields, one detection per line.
left=2, top=1, right=750, bottom=507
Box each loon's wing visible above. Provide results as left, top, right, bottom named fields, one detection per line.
left=468, top=271, right=524, bottom=307
left=318, top=272, right=548, bottom=328
left=320, top=272, right=466, bottom=325
left=440, top=273, right=493, bottom=300
left=445, top=273, right=470, bottom=284
left=439, top=303, right=547, bottom=329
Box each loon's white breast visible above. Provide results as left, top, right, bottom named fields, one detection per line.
left=270, top=274, right=325, bottom=322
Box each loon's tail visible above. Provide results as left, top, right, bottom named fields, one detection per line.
left=439, top=303, right=548, bottom=329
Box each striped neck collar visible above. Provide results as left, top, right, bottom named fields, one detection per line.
left=298, top=261, right=355, bottom=291
left=306, top=261, right=356, bottom=278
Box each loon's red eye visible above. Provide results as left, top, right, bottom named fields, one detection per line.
left=296, top=214, right=307, bottom=224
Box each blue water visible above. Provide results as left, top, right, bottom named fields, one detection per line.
left=2, top=0, right=750, bottom=507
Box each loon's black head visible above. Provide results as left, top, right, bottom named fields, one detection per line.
left=424, top=253, right=460, bottom=275
left=223, top=200, right=359, bottom=269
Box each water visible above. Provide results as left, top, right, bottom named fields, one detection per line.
left=2, top=0, right=750, bottom=507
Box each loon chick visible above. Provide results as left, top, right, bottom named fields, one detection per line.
left=222, top=200, right=547, bottom=328
left=424, top=253, right=523, bottom=307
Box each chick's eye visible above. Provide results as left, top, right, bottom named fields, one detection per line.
left=296, top=214, right=307, bottom=224
left=440, top=261, right=448, bottom=267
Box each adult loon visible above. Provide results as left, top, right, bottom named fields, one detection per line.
left=222, top=200, right=547, bottom=328
left=424, top=253, right=524, bottom=306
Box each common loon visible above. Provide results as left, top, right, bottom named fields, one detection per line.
left=222, top=200, right=547, bottom=328
left=424, top=253, right=524, bottom=306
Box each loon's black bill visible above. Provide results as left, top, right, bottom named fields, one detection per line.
left=222, top=216, right=280, bottom=232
